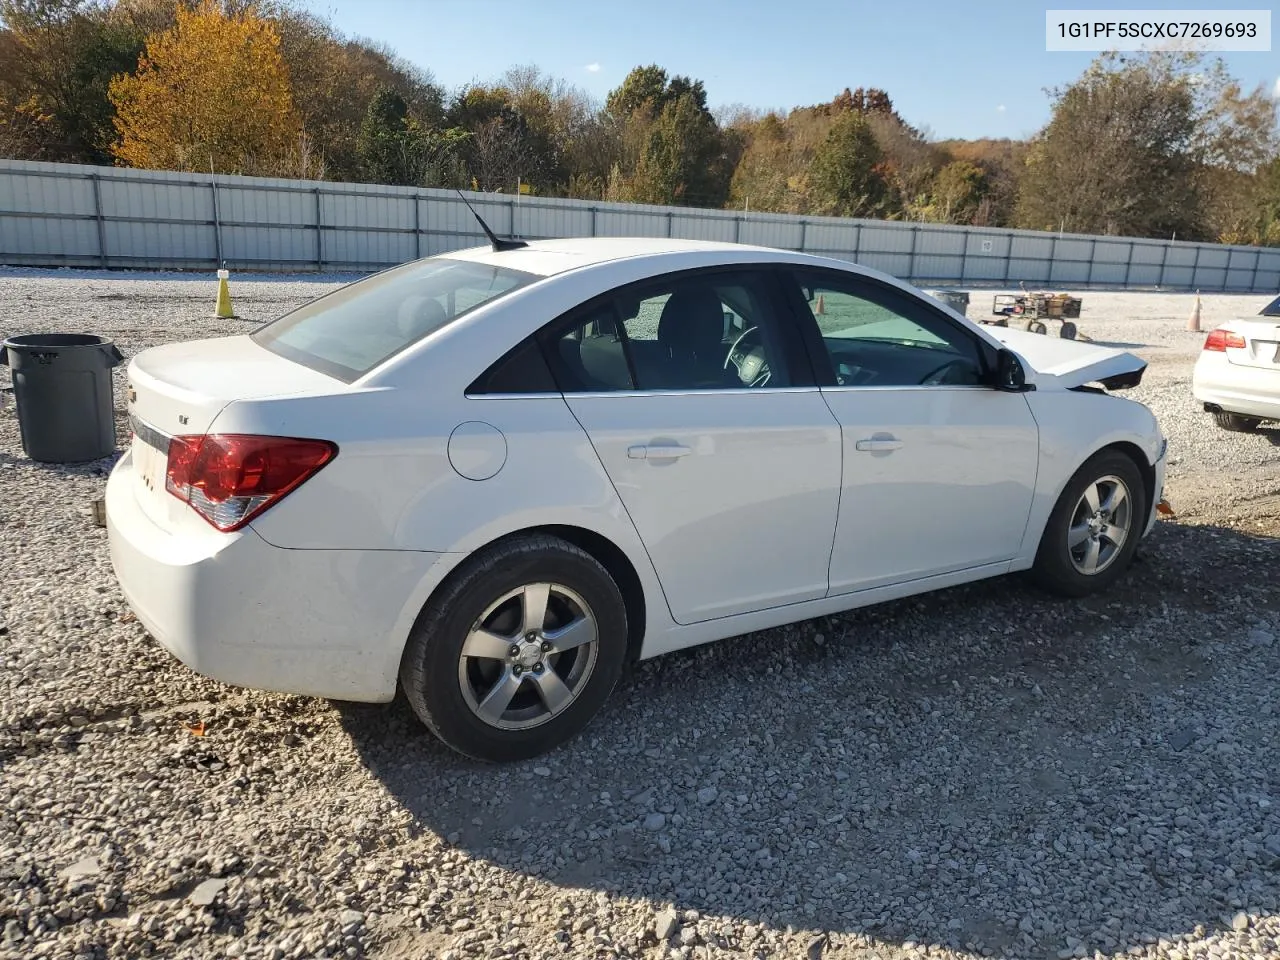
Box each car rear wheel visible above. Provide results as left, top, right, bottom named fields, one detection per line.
left=1032, top=450, right=1146, bottom=598
left=400, top=533, right=628, bottom=762
left=1213, top=411, right=1261, bottom=432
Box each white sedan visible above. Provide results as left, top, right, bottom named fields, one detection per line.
left=1192, top=296, right=1280, bottom=431
left=107, top=237, right=1167, bottom=761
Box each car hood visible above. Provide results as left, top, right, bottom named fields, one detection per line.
left=986, top=327, right=1147, bottom=390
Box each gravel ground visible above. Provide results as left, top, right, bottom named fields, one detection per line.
left=1, top=269, right=1278, bottom=960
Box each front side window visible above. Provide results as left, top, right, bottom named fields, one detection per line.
left=254, top=258, right=537, bottom=382
left=546, top=272, right=792, bottom=392
left=788, top=271, right=984, bottom=387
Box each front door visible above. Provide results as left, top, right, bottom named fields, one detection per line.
left=546, top=268, right=842, bottom=624
left=779, top=268, right=1040, bottom=595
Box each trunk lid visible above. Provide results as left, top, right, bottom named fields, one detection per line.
left=985, top=327, right=1147, bottom=390
left=1221, top=318, right=1280, bottom=371
left=125, top=335, right=342, bottom=530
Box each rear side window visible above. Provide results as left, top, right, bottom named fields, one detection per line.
left=253, top=259, right=537, bottom=382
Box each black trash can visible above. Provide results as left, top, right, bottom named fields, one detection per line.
left=1, top=334, right=125, bottom=463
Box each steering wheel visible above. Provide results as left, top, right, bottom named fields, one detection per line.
left=724, top=326, right=771, bottom=386
left=920, top=358, right=976, bottom=386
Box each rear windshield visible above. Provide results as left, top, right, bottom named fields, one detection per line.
left=253, top=258, right=537, bottom=381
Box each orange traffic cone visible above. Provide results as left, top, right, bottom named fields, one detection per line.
left=815, top=294, right=825, bottom=315
left=1186, top=290, right=1201, bottom=332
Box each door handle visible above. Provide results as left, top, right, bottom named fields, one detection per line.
left=855, top=437, right=903, bottom=452
left=627, top=443, right=694, bottom=460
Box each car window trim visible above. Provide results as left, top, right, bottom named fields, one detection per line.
left=777, top=267, right=995, bottom=388
left=536, top=264, right=817, bottom=394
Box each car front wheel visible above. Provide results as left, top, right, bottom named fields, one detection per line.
left=400, top=534, right=628, bottom=762
left=1032, top=450, right=1147, bottom=598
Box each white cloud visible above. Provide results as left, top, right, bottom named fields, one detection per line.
left=1273, top=75, right=1280, bottom=98
left=585, top=62, right=601, bottom=73
left=996, top=104, right=1007, bottom=113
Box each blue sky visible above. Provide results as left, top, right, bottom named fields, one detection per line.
left=301, top=0, right=1279, bottom=140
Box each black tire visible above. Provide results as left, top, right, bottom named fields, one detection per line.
left=1032, top=449, right=1147, bottom=598
left=399, top=534, right=628, bottom=762
left=1213, top=411, right=1260, bottom=432
left=1029, top=320, right=1048, bottom=335
left=1059, top=321, right=1077, bottom=340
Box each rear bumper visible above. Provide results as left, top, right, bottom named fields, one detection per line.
left=106, top=450, right=448, bottom=702
left=1193, top=355, right=1280, bottom=421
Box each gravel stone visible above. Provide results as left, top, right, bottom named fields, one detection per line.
left=188, top=877, right=227, bottom=907
left=2, top=274, right=1279, bottom=960
left=654, top=907, right=679, bottom=940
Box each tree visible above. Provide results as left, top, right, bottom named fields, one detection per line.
left=602, top=66, right=729, bottom=206
left=604, top=64, right=672, bottom=121
left=270, top=6, right=444, bottom=181
left=357, top=87, right=412, bottom=183
left=927, top=160, right=988, bottom=224
left=1015, top=52, right=1206, bottom=238
left=810, top=111, right=893, bottom=218
left=108, top=1, right=301, bottom=174
left=934, top=138, right=1027, bottom=226
left=0, top=0, right=146, bottom=162
left=729, top=113, right=803, bottom=212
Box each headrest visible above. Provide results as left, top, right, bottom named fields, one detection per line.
left=658, top=287, right=725, bottom=358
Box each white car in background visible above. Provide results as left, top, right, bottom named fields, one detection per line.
left=1193, top=295, right=1280, bottom=431
left=107, top=235, right=1168, bottom=762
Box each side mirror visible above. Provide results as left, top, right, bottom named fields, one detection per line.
left=994, top=348, right=1032, bottom=392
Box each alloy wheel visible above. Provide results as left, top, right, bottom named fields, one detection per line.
left=1067, top=475, right=1133, bottom=576
left=457, top=582, right=599, bottom=731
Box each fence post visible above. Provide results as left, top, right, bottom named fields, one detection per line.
left=1048, top=235, right=1059, bottom=286
left=851, top=223, right=860, bottom=261
left=907, top=225, right=919, bottom=281
left=90, top=173, right=108, bottom=269
left=733, top=215, right=741, bottom=244
left=1123, top=241, right=1135, bottom=287
left=1086, top=239, right=1096, bottom=286
left=1190, top=244, right=1202, bottom=290
left=414, top=194, right=422, bottom=259
left=799, top=219, right=808, bottom=252
left=209, top=179, right=223, bottom=268
left=590, top=206, right=598, bottom=237
left=510, top=198, right=517, bottom=238
left=958, top=231, right=968, bottom=283
left=313, top=187, right=323, bottom=270
left=666, top=211, right=673, bottom=238
left=1157, top=240, right=1170, bottom=287
left=1250, top=248, right=1262, bottom=293
left=1002, top=236, right=1013, bottom=284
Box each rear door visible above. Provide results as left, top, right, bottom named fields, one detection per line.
left=543, top=268, right=843, bottom=625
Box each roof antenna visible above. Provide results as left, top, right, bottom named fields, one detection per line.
left=455, top=190, right=527, bottom=252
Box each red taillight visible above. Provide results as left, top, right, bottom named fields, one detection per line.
left=1204, top=328, right=1246, bottom=352
left=165, top=434, right=337, bottom=532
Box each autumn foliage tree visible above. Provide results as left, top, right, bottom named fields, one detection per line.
left=810, top=112, right=893, bottom=218
left=108, top=1, right=301, bottom=174
left=0, top=0, right=146, bottom=162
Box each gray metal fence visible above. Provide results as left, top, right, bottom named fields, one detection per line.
left=2, top=158, right=1278, bottom=292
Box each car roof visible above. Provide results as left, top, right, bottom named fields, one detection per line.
left=438, top=237, right=821, bottom=278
